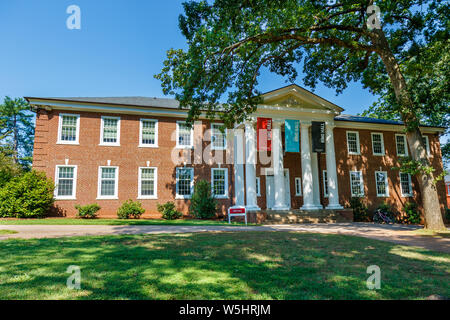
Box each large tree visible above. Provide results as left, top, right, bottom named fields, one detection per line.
left=0, top=97, right=34, bottom=168
left=156, top=0, right=448, bottom=230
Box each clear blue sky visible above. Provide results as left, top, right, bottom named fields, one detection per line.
left=0, top=0, right=379, bottom=115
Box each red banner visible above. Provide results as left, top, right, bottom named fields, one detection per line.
left=257, top=117, right=272, bottom=151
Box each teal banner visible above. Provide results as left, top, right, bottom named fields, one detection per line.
left=285, top=119, right=300, bottom=152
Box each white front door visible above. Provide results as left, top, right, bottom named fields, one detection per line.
left=266, top=169, right=291, bottom=210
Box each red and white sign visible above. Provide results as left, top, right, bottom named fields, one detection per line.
left=257, top=117, right=272, bottom=151
left=228, top=206, right=247, bottom=225
left=229, top=207, right=246, bottom=214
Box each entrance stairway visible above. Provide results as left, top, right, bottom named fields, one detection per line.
left=262, top=209, right=353, bottom=224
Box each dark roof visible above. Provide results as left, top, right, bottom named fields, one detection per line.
left=334, top=114, right=404, bottom=125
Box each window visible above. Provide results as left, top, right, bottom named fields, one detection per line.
left=211, top=123, right=227, bottom=150
left=295, top=177, right=302, bottom=196
left=350, top=171, right=364, bottom=197
left=346, top=131, right=360, bottom=155
left=256, top=177, right=261, bottom=196
left=400, top=172, right=413, bottom=197
left=375, top=171, right=389, bottom=197
left=371, top=133, right=385, bottom=156
left=322, top=170, right=328, bottom=197
left=176, top=121, right=193, bottom=148
left=55, top=166, right=77, bottom=199
left=211, top=168, right=228, bottom=198
left=176, top=167, right=194, bottom=198
left=97, top=167, right=118, bottom=199
left=57, top=114, right=80, bottom=144
left=395, top=134, right=408, bottom=156
left=138, top=167, right=157, bottom=199
left=139, top=119, right=158, bottom=147
left=100, top=116, right=120, bottom=146
left=422, top=136, right=430, bottom=156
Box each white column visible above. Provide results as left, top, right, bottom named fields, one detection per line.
left=272, top=120, right=289, bottom=210
left=233, top=127, right=245, bottom=207
left=325, top=122, right=343, bottom=209
left=300, top=121, right=316, bottom=210
left=311, top=151, right=323, bottom=209
left=245, top=120, right=260, bottom=211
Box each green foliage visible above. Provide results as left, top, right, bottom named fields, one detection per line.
left=0, top=170, right=54, bottom=218
left=445, top=207, right=450, bottom=221
left=117, top=199, right=145, bottom=219
left=0, top=97, right=34, bottom=168
left=75, top=203, right=101, bottom=219
left=349, top=197, right=369, bottom=222
left=376, top=202, right=397, bottom=222
left=189, top=179, right=217, bottom=219
left=402, top=202, right=421, bottom=224
left=157, top=201, right=182, bottom=220
left=0, top=147, right=21, bottom=188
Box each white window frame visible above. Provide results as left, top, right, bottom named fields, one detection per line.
left=54, top=165, right=77, bottom=200
left=211, top=168, right=228, bottom=199
left=97, top=166, right=119, bottom=199
left=375, top=171, right=389, bottom=197
left=256, top=177, right=261, bottom=196
left=371, top=132, right=385, bottom=156
left=349, top=171, right=364, bottom=197
left=139, top=119, right=158, bottom=148
left=395, top=134, right=408, bottom=157
left=322, top=170, right=328, bottom=197
left=57, top=113, right=80, bottom=145
left=211, top=123, right=227, bottom=150
left=138, top=167, right=158, bottom=199
left=295, top=177, right=302, bottom=196
left=422, top=135, right=430, bottom=156
left=99, top=116, right=121, bottom=146
left=399, top=172, right=413, bottom=197
left=176, top=167, right=194, bottom=199
left=176, top=121, right=194, bottom=149
left=346, top=131, right=361, bottom=155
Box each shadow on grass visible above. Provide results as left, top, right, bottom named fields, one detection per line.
left=0, top=232, right=448, bottom=300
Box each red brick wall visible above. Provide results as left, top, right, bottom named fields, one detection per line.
left=33, top=109, right=446, bottom=220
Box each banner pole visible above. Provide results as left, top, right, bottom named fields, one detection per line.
left=317, top=152, right=323, bottom=208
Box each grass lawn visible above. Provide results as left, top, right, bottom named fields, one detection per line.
left=0, top=230, right=17, bottom=235
left=0, top=218, right=255, bottom=226
left=0, top=231, right=448, bottom=299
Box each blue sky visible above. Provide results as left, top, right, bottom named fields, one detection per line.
left=1, top=0, right=379, bottom=115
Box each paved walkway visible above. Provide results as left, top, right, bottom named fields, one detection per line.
left=1, top=223, right=449, bottom=253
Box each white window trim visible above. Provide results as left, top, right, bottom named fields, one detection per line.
left=399, top=172, right=413, bottom=197
left=176, top=121, right=194, bottom=149
left=375, top=171, right=389, bottom=197
left=97, top=166, right=119, bottom=199
left=395, top=134, right=408, bottom=157
left=57, top=113, right=80, bottom=145
left=371, top=132, right=385, bottom=156
left=99, top=116, right=121, bottom=146
left=54, top=165, right=78, bottom=200
left=322, top=170, right=328, bottom=198
left=138, top=167, right=158, bottom=199
left=295, top=177, right=302, bottom=196
left=350, top=170, right=364, bottom=197
left=346, top=131, right=361, bottom=155
left=211, top=168, right=229, bottom=199
left=423, top=135, right=431, bottom=156
left=256, top=177, right=261, bottom=197
left=211, top=123, right=227, bottom=150
left=175, top=167, right=194, bottom=199
left=139, top=119, right=158, bottom=148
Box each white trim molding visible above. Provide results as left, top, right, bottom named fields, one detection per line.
left=54, top=165, right=78, bottom=200
left=346, top=131, right=361, bottom=155
left=139, top=119, right=159, bottom=148
left=175, top=167, right=194, bottom=199
left=57, top=113, right=80, bottom=145
left=176, top=121, right=194, bottom=149
left=211, top=167, right=229, bottom=199
left=371, top=132, right=385, bottom=156
left=399, top=172, right=413, bottom=197
left=211, top=123, right=227, bottom=150
left=99, top=116, right=121, bottom=146
left=97, top=166, right=119, bottom=199
left=375, top=171, right=389, bottom=197
left=138, top=167, right=158, bottom=199
left=395, top=134, right=408, bottom=157
left=349, top=170, right=364, bottom=197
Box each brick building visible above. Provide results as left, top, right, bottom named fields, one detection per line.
left=25, top=85, right=447, bottom=219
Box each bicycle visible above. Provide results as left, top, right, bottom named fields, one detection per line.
left=373, top=209, right=396, bottom=224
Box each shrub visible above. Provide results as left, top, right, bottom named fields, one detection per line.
left=403, top=202, right=421, bottom=224
left=75, top=203, right=100, bottom=219
left=157, top=201, right=182, bottom=220
left=349, top=197, right=369, bottom=222
left=376, top=202, right=397, bottom=222
left=0, top=170, right=54, bottom=218
left=0, top=151, right=21, bottom=188
left=446, top=207, right=450, bottom=222
left=189, top=179, right=218, bottom=219
left=117, top=199, right=145, bottom=219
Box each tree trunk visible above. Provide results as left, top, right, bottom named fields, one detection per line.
left=373, top=30, right=445, bottom=230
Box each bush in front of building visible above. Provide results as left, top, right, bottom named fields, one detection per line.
left=75, top=203, right=101, bottom=219
left=157, top=201, right=182, bottom=220
left=0, top=170, right=54, bottom=218
left=376, top=202, right=398, bottom=222
left=117, top=199, right=145, bottom=219
left=402, top=202, right=421, bottom=224
left=349, top=197, right=369, bottom=222
left=189, top=179, right=217, bottom=219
